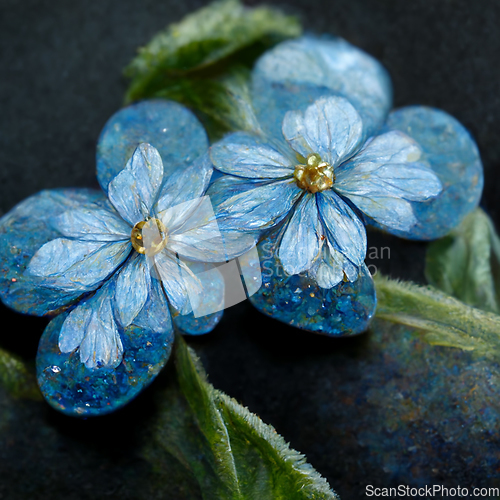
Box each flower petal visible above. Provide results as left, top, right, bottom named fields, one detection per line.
left=250, top=230, right=376, bottom=336
left=153, top=251, right=193, bottom=314
left=114, top=253, right=151, bottom=327
left=58, top=302, right=92, bottom=354
left=170, top=260, right=224, bottom=335
left=133, top=277, right=173, bottom=334
left=26, top=238, right=131, bottom=292
left=312, top=244, right=343, bottom=289
left=335, top=130, right=442, bottom=232
left=0, top=188, right=114, bottom=316
left=54, top=207, right=131, bottom=241
left=97, top=99, right=208, bottom=192
left=165, top=195, right=253, bottom=262
left=158, top=197, right=202, bottom=235
left=251, top=35, right=392, bottom=144
left=376, top=106, right=484, bottom=240
left=207, top=175, right=267, bottom=210
left=170, top=225, right=256, bottom=263
left=108, top=143, right=164, bottom=225
left=210, top=131, right=294, bottom=179
left=278, top=194, right=322, bottom=275
left=178, top=260, right=225, bottom=318
left=155, top=153, right=213, bottom=213
left=283, top=96, right=364, bottom=165
left=215, top=178, right=302, bottom=232
left=37, top=278, right=174, bottom=416
left=309, top=242, right=359, bottom=289
left=317, top=190, right=367, bottom=266
left=79, top=294, right=123, bottom=370
left=56, top=280, right=124, bottom=369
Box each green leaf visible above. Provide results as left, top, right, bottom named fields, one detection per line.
left=149, top=66, right=260, bottom=141
left=425, top=207, right=500, bottom=313
left=143, top=334, right=339, bottom=500
left=0, top=347, right=41, bottom=400
left=124, top=0, right=301, bottom=103
left=374, top=273, right=500, bottom=360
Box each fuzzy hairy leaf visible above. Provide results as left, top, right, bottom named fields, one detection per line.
left=374, top=274, right=500, bottom=360
left=143, top=334, right=339, bottom=500
left=425, top=208, right=500, bottom=313
left=0, top=347, right=41, bottom=400
left=124, top=0, right=301, bottom=103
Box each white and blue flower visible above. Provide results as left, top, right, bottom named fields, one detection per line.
left=209, top=95, right=442, bottom=288
left=0, top=100, right=230, bottom=415
left=208, top=35, right=483, bottom=336
left=28, top=142, right=223, bottom=369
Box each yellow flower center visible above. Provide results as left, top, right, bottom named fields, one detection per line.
left=294, top=153, right=335, bottom=194
left=131, top=218, right=168, bottom=256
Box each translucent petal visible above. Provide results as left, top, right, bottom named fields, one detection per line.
left=178, top=260, right=221, bottom=317
left=55, top=280, right=125, bottom=370
left=215, top=178, right=302, bottom=232
left=37, top=283, right=174, bottom=416
left=251, top=35, right=392, bottom=144
left=79, top=296, right=124, bottom=370
left=169, top=212, right=224, bottom=262
left=155, top=153, right=213, bottom=213
left=108, top=143, right=164, bottom=225
left=309, top=242, right=359, bottom=289
left=317, top=190, right=367, bottom=266
left=278, top=194, right=322, bottom=275
left=158, top=197, right=202, bottom=235
left=210, top=132, right=294, bottom=179
left=153, top=250, right=192, bottom=314
left=313, top=244, right=343, bottom=289
left=0, top=188, right=112, bottom=316
left=250, top=230, right=376, bottom=336
left=283, top=96, right=363, bottom=165
left=55, top=207, right=131, bottom=241
left=26, top=238, right=131, bottom=292
left=97, top=99, right=208, bottom=192
left=58, top=303, right=92, bottom=353
left=170, top=261, right=224, bottom=335
left=336, top=130, right=442, bottom=232
left=114, top=253, right=151, bottom=327
left=375, top=106, right=484, bottom=240
left=165, top=195, right=249, bottom=262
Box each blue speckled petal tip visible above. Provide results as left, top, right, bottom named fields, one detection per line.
left=37, top=281, right=175, bottom=417
left=172, top=310, right=224, bottom=336
left=249, top=230, right=376, bottom=336
left=96, top=99, right=209, bottom=192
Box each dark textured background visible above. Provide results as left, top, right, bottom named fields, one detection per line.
left=1, top=1, right=499, bottom=499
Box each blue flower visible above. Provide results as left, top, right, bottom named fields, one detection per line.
left=210, top=95, right=442, bottom=288
left=208, top=35, right=484, bottom=336
left=0, top=100, right=228, bottom=415
left=28, top=142, right=222, bottom=368
left=249, top=35, right=483, bottom=241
